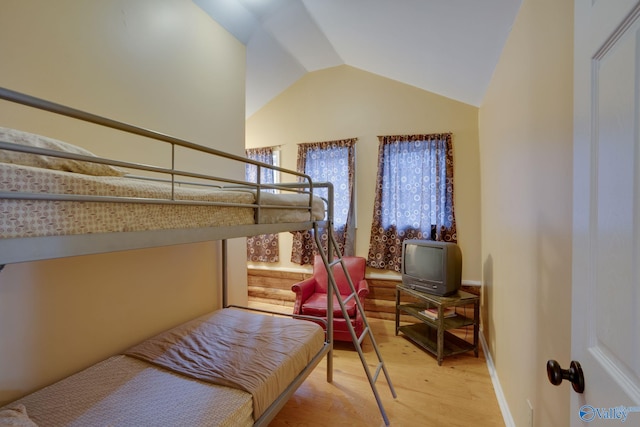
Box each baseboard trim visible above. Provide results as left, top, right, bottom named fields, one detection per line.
left=480, top=331, right=515, bottom=427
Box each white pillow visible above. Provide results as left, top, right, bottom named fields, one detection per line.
left=0, top=127, right=125, bottom=176
left=0, top=404, right=38, bottom=427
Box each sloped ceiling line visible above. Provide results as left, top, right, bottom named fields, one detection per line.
left=194, top=0, right=522, bottom=117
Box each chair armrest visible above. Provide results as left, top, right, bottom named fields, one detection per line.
left=356, top=279, right=370, bottom=299
left=353, top=279, right=370, bottom=323
left=291, top=278, right=318, bottom=314
left=292, top=277, right=317, bottom=295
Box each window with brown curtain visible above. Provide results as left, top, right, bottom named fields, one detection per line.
left=291, top=138, right=356, bottom=264
left=245, top=147, right=279, bottom=263
left=367, top=133, right=456, bottom=272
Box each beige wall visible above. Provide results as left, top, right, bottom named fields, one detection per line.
left=246, top=65, right=482, bottom=283
left=0, top=0, right=247, bottom=405
left=478, top=0, right=573, bottom=425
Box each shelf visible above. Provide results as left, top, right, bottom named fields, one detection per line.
left=396, top=285, right=479, bottom=306
left=397, top=303, right=475, bottom=329
left=398, top=323, right=474, bottom=358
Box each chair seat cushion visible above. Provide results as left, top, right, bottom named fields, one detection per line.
left=300, top=293, right=356, bottom=318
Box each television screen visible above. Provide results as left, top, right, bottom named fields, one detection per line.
left=404, top=245, right=443, bottom=284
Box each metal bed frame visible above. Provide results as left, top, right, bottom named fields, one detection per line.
left=0, top=86, right=323, bottom=264
left=0, top=86, right=395, bottom=426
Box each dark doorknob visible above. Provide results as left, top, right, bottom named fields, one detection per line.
left=547, top=360, right=585, bottom=393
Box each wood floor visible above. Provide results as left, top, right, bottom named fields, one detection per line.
left=248, top=301, right=505, bottom=427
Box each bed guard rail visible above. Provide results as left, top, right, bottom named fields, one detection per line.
left=0, top=86, right=325, bottom=224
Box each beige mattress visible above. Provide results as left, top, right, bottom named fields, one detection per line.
left=0, top=162, right=325, bottom=239
left=3, top=355, right=254, bottom=427
left=1, top=308, right=326, bottom=426
left=126, top=308, right=325, bottom=420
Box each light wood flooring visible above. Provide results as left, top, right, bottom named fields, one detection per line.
left=248, top=301, right=505, bottom=427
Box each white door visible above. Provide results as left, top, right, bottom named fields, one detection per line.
left=572, top=0, right=640, bottom=425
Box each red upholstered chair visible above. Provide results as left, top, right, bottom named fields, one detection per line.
left=292, top=255, right=369, bottom=342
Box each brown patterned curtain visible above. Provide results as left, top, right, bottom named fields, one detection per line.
left=245, top=147, right=279, bottom=263
left=291, top=138, right=356, bottom=264
left=367, top=133, right=456, bottom=271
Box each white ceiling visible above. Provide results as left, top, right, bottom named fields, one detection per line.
left=194, top=0, right=522, bottom=117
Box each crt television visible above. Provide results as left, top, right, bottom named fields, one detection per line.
left=401, top=240, right=462, bottom=296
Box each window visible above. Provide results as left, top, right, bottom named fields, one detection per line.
left=245, top=147, right=279, bottom=262
left=367, top=133, right=456, bottom=271
left=291, top=138, right=356, bottom=264
left=245, top=147, right=279, bottom=189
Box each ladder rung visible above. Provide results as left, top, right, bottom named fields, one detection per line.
left=341, top=292, right=356, bottom=305
left=373, top=362, right=383, bottom=383
left=328, top=259, right=341, bottom=268
left=357, top=326, right=370, bottom=346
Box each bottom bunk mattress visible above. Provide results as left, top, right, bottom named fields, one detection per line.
left=1, top=355, right=254, bottom=427
left=0, top=308, right=326, bottom=427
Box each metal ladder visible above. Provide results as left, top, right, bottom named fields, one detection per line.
left=313, top=222, right=397, bottom=426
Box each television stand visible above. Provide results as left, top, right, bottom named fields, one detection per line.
left=395, top=284, right=479, bottom=365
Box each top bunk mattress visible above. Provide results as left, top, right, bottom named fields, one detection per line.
left=0, top=115, right=327, bottom=263
left=0, top=162, right=325, bottom=239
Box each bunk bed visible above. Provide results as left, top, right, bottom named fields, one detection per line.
left=0, top=89, right=327, bottom=265
left=0, top=87, right=337, bottom=426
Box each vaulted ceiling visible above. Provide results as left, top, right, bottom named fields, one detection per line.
left=194, top=0, right=522, bottom=117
